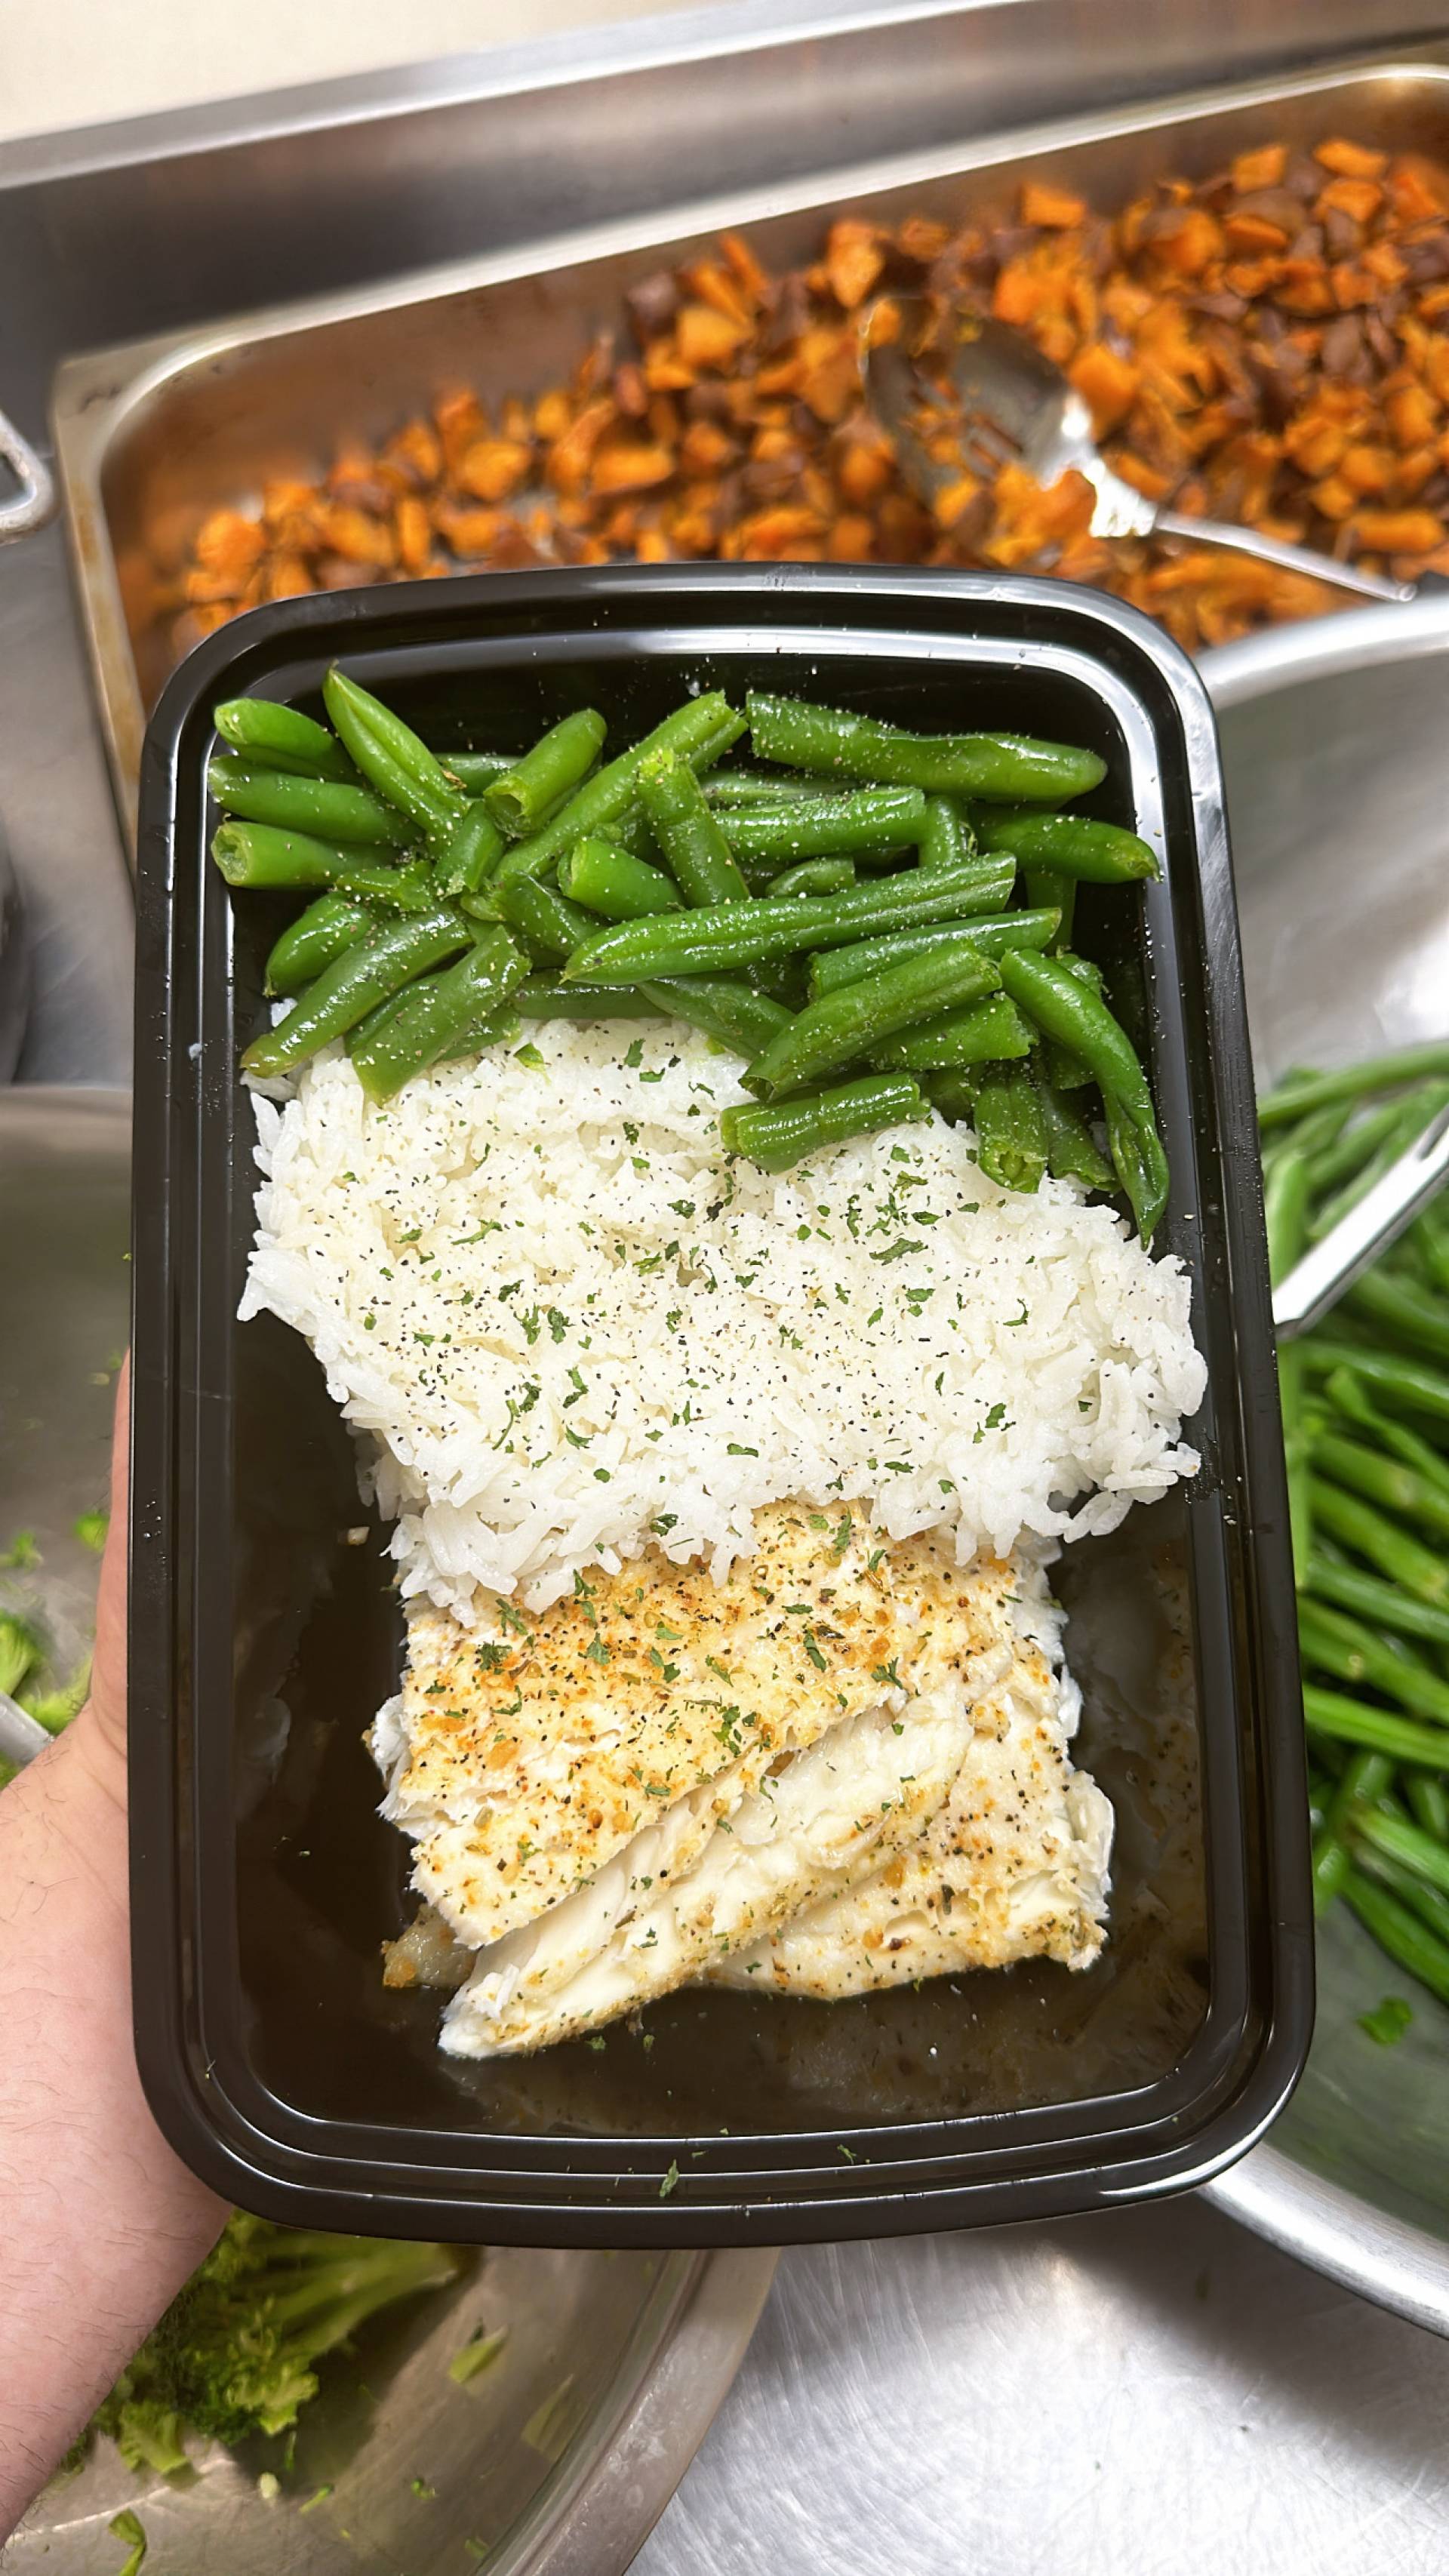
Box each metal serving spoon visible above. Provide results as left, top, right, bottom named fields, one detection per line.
left=1272, top=1097, right=1449, bottom=1340
left=865, top=302, right=1416, bottom=606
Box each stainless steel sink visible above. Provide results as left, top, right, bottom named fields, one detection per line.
left=1202, top=599, right=1449, bottom=2334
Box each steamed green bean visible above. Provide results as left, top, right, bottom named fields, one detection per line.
left=214, top=696, right=355, bottom=780
left=721, top=1076, right=929, bottom=1173
left=323, top=666, right=469, bottom=842
left=558, top=838, right=682, bottom=920
left=746, top=692, right=1107, bottom=802
left=973, top=1061, right=1049, bottom=1195
left=209, top=756, right=409, bottom=848
left=867, top=993, right=1034, bottom=1075
left=808, top=910, right=1060, bottom=999
left=562, top=857, right=1017, bottom=983
left=484, top=709, right=606, bottom=839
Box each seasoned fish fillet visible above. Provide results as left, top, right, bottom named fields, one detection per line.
left=441, top=1680, right=974, bottom=2057
left=371, top=1500, right=1018, bottom=1954
left=712, top=1554, right=1112, bottom=1995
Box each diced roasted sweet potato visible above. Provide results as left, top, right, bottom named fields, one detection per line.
left=1386, top=382, right=1439, bottom=448
left=1337, top=442, right=1399, bottom=494
left=1020, top=181, right=1087, bottom=230
left=589, top=441, right=675, bottom=495
left=1314, top=137, right=1388, bottom=182
left=432, top=501, right=506, bottom=557
left=826, top=511, right=875, bottom=560
left=192, top=509, right=267, bottom=586
left=266, top=552, right=315, bottom=602
left=795, top=326, right=861, bottom=425
left=1229, top=144, right=1287, bottom=194
left=1069, top=341, right=1140, bottom=435
left=383, top=419, right=443, bottom=487
left=1224, top=211, right=1291, bottom=254
left=312, top=505, right=396, bottom=568
left=434, top=387, right=489, bottom=475
left=675, top=303, right=752, bottom=370
left=720, top=229, right=771, bottom=304
left=679, top=418, right=737, bottom=475
left=1388, top=158, right=1449, bottom=223
left=457, top=439, right=533, bottom=503
left=1352, top=506, right=1443, bottom=551
left=1149, top=208, right=1224, bottom=277
left=992, top=257, right=1044, bottom=327
left=395, top=494, right=432, bottom=575
left=1317, top=175, right=1383, bottom=226
left=824, top=220, right=885, bottom=311
left=544, top=399, right=614, bottom=497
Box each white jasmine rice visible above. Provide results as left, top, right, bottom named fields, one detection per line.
left=241, top=1017, right=1204, bottom=1614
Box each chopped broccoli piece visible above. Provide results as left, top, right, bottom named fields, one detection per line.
left=91, top=2213, right=459, bottom=2469
left=448, top=2325, right=508, bottom=2385
left=102, top=2391, right=189, bottom=2478
left=0, top=1610, right=42, bottom=1700
left=1359, top=1994, right=1414, bottom=2046
left=73, top=1509, right=109, bottom=1554
left=109, top=2509, right=146, bottom=2576
left=0, top=1530, right=40, bottom=1570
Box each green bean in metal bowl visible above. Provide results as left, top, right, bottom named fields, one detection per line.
left=1260, top=1043, right=1449, bottom=2036
left=208, top=670, right=1168, bottom=1237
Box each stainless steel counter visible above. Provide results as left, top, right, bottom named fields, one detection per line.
left=640, top=2199, right=1449, bottom=2574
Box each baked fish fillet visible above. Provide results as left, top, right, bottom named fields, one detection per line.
left=371, top=1499, right=1019, bottom=1954
left=440, top=1679, right=974, bottom=2056
left=711, top=1553, right=1112, bottom=1995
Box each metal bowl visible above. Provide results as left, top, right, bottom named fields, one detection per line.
left=0, top=1085, right=776, bottom=2570
left=1200, top=598, right=1449, bottom=2334
left=14, top=2236, right=776, bottom=2573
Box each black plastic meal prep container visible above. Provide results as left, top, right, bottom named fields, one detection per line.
left=130, top=562, right=1312, bottom=2245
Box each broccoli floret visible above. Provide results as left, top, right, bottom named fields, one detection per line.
left=0, top=1609, right=42, bottom=1700
left=91, top=2214, right=458, bottom=2468
left=97, top=2382, right=190, bottom=2479
left=19, top=1654, right=91, bottom=1736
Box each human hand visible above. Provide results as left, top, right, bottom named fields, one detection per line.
left=0, top=1353, right=226, bottom=2534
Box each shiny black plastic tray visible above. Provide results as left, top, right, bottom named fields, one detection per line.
left=129, top=563, right=1311, bottom=2243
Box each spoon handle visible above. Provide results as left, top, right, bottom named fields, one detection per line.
left=0, top=406, right=55, bottom=544
left=1152, top=506, right=1414, bottom=605
left=1272, top=1101, right=1449, bottom=1341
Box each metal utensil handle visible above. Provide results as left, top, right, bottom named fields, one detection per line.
left=0, top=406, right=57, bottom=542
left=1272, top=1103, right=1449, bottom=1341
left=1154, top=506, right=1414, bottom=605
left=0, top=1689, right=52, bottom=1770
